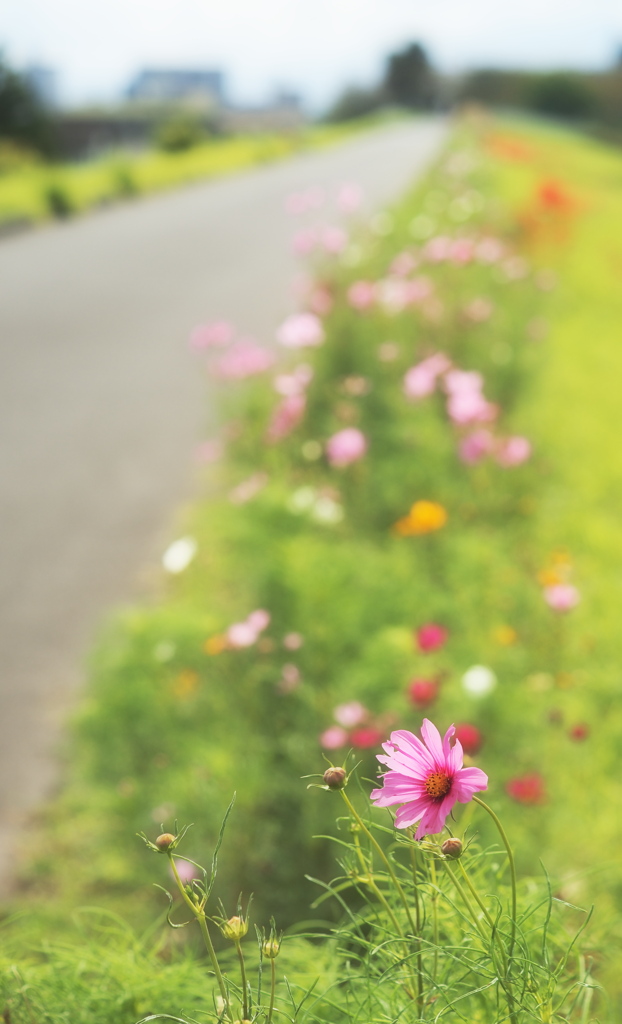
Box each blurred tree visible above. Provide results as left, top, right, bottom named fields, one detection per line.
left=384, top=43, right=436, bottom=109
left=0, top=54, right=57, bottom=157
left=527, top=72, right=596, bottom=119
left=324, top=85, right=387, bottom=122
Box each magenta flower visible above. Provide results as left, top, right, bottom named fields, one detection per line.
left=267, top=394, right=306, bottom=442
left=416, top=622, right=448, bottom=652
left=326, top=427, right=368, bottom=467
left=458, top=429, right=494, bottom=465
left=216, top=339, right=274, bottom=379
left=370, top=719, right=488, bottom=838
left=347, top=280, right=376, bottom=310
left=404, top=353, right=451, bottom=400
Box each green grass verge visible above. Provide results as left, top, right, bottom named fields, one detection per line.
left=0, top=117, right=394, bottom=227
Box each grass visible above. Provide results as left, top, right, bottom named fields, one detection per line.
left=0, top=117, right=392, bottom=227
left=1, top=113, right=621, bottom=1019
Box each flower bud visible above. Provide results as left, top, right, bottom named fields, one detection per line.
left=263, top=938, right=281, bottom=959
left=155, top=833, right=176, bottom=851
left=323, top=766, right=347, bottom=790
left=221, top=915, right=249, bottom=941
left=441, top=838, right=463, bottom=860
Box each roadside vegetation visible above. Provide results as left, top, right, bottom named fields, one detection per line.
left=1, top=113, right=620, bottom=1021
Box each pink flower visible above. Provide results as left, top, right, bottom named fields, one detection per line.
left=476, top=237, right=504, bottom=263
left=248, top=609, right=270, bottom=632
left=506, top=773, right=545, bottom=805
left=449, top=238, right=475, bottom=265
left=229, top=472, right=268, bottom=505
left=390, top=251, right=417, bottom=277
left=189, top=320, right=234, bottom=350
left=326, top=427, right=367, bottom=467
left=321, top=226, right=348, bottom=254
left=171, top=859, right=200, bottom=884
left=416, top=623, right=448, bottom=653
left=454, top=723, right=483, bottom=755
left=444, top=368, right=498, bottom=426
left=347, top=280, right=376, bottom=310
left=292, top=228, right=318, bottom=255
left=283, top=632, right=303, bottom=650
left=495, top=436, right=532, bottom=467
left=216, top=339, right=274, bottom=379
left=320, top=725, right=348, bottom=749
left=274, top=364, right=313, bottom=396
left=277, top=313, right=325, bottom=348
left=458, top=430, right=494, bottom=465
left=267, top=394, right=306, bottom=442
left=404, top=353, right=451, bottom=400
left=351, top=727, right=383, bottom=749
left=227, top=621, right=259, bottom=648
left=408, top=678, right=439, bottom=708
left=370, top=719, right=488, bottom=838
left=336, top=181, right=363, bottom=213
left=334, top=701, right=368, bottom=728
left=543, top=584, right=580, bottom=612
left=195, top=439, right=224, bottom=464
left=424, top=236, right=452, bottom=262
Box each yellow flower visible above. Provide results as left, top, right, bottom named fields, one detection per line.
left=172, top=669, right=199, bottom=698
left=204, top=634, right=228, bottom=655
left=493, top=625, right=517, bottom=646
left=393, top=500, right=448, bottom=536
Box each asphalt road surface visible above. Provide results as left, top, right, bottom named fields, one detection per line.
left=0, top=117, right=447, bottom=891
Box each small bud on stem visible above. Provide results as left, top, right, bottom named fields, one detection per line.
left=441, top=837, right=463, bottom=860
left=155, top=832, right=176, bottom=851
left=323, top=766, right=347, bottom=790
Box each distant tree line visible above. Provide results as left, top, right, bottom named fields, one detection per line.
left=0, top=54, right=58, bottom=158
left=326, top=42, right=622, bottom=138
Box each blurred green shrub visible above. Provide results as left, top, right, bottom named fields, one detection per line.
left=43, top=181, right=74, bottom=218
left=154, top=114, right=207, bottom=153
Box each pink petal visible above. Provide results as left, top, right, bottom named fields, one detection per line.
left=451, top=766, right=488, bottom=802
left=388, top=729, right=436, bottom=772
left=414, top=792, right=457, bottom=839
left=394, top=796, right=431, bottom=829
left=420, top=719, right=445, bottom=766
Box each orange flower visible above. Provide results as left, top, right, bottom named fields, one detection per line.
left=393, top=500, right=447, bottom=536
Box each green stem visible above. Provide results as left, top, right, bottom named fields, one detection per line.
left=235, top=940, right=249, bottom=1020
left=473, top=796, right=517, bottom=959
left=352, top=830, right=404, bottom=937
left=444, top=861, right=518, bottom=1024
left=409, top=847, right=424, bottom=1015
left=457, top=859, right=508, bottom=974
left=341, top=791, right=417, bottom=936
left=168, top=855, right=230, bottom=1014
left=267, top=957, right=276, bottom=1024
left=428, top=855, right=439, bottom=985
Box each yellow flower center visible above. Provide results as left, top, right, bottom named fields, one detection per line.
left=425, top=771, right=452, bottom=799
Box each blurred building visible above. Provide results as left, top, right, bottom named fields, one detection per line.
left=126, top=69, right=225, bottom=111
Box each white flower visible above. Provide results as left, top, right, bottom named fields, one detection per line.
left=162, top=536, right=197, bottom=574
left=462, top=665, right=497, bottom=698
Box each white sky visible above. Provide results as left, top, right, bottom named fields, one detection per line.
left=3, top=0, right=622, bottom=110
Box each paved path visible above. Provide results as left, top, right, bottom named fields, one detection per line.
left=0, top=117, right=447, bottom=889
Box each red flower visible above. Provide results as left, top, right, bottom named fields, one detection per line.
left=506, top=773, right=546, bottom=805
left=569, top=723, right=590, bottom=742
left=454, top=723, right=483, bottom=755
left=408, top=678, right=439, bottom=708
left=350, top=727, right=384, bottom=749
left=416, top=623, right=448, bottom=653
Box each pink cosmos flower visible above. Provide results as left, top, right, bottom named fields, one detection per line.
left=267, top=394, right=306, bottom=442
left=326, top=427, right=368, bottom=467
left=321, top=225, right=348, bottom=254
left=292, top=228, right=318, bottom=255
left=334, top=701, right=368, bottom=728
left=447, top=391, right=498, bottom=426
left=404, top=353, right=451, bottom=400
left=370, top=719, right=488, bottom=838
left=543, top=583, right=580, bottom=612
left=390, top=251, right=417, bottom=277
left=227, top=609, right=270, bottom=648
left=336, top=181, right=363, bottom=213
left=320, top=725, right=348, bottom=749
left=424, top=236, right=452, bottom=262
left=454, top=723, right=483, bottom=755
left=347, top=280, right=376, bottom=310
left=274, top=364, right=313, bottom=397
left=277, top=312, right=325, bottom=348
left=351, top=727, right=383, bottom=749
left=495, top=436, right=532, bottom=467
left=506, top=773, right=545, bottom=805
left=416, top=623, right=448, bottom=652
left=408, top=678, right=439, bottom=708
left=189, top=320, right=234, bottom=350
left=458, top=429, right=494, bottom=465
left=449, top=238, right=475, bottom=265
left=216, top=339, right=274, bottom=379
